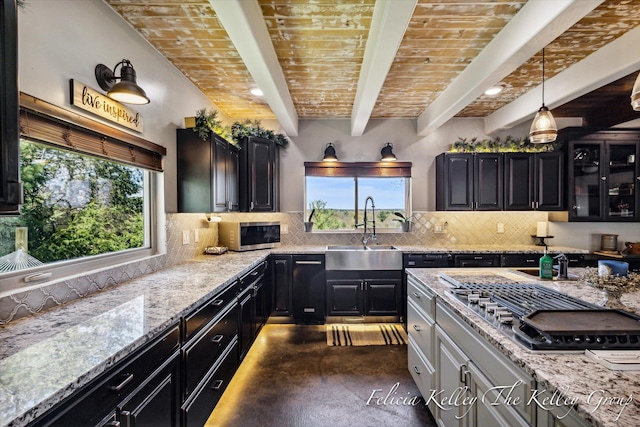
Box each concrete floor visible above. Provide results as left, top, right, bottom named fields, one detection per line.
left=206, top=324, right=436, bottom=427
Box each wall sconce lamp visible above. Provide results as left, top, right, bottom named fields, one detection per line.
left=529, top=48, right=557, bottom=143
left=631, top=71, right=640, bottom=111
left=322, top=143, right=338, bottom=162
left=380, top=143, right=397, bottom=161
left=95, top=59, right=150, bottom=105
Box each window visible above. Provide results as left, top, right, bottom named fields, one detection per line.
left=0, top=94, right=165, bottom=292
left=0, top=140, right=147, bottom=272
left=304, top=162, right=412, bottom=231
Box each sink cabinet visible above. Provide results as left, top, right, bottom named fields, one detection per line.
left=326, top=270, right=402, bottom=318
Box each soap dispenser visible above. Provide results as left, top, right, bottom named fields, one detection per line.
left=539, top=247, right=553, bottom=280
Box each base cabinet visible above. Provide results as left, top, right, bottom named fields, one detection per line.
left=326, top=270, right=402, bottom=318
left=270, top=255, right=293, bottom=317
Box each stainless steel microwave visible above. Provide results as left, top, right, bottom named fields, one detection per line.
left=218, top=221, right=281, bottom=251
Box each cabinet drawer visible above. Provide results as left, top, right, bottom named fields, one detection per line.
left=37, top=323, right=180, bottom=426
left=407, top=274, right=435, bottom=320
left=240, top=260, right=267, bottom=290
left=182, top=339, right=238, bottom=427
left=501, top=254, right=539, bottom=267
left=183, top=303, right=238, bottom=396
left=407, top=300, right=434, bottom=363
left=436, top=302, right=534, bottom=424
left=408, top=336, right=435, bottom=410
left=184, top=282, right=238, bottom=341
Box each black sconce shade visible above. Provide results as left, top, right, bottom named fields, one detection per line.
left=322, top=143, right=338, bottom=162
left=380, top=142, right=397, bottom=161
left=95, top=59, right=150, bottom=105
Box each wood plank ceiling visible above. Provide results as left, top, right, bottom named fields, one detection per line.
left=105, top=0, right=640, bottom=136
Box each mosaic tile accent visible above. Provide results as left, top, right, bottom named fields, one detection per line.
left=0, top=210, right=547, bottom=325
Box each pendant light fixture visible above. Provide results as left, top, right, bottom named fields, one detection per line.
left=322, top=143, right=338, bottom=162
left=529, top=48, right=557, bottom=144
left=95, top=59, right=150, bottom=105
left=631, top=71, right=640, bottom=111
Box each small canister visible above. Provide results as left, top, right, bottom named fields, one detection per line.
left=600, top=234, right=618, bottom=252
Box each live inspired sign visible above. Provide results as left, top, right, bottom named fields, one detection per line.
left=70, top=79, right=143, bottom=133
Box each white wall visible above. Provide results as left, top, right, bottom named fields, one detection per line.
left=17, top=0, right=640, bottom=251
left=18, top=0, right=222, bottom=213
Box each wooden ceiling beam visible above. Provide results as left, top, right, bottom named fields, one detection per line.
left=486, top=24, right=640, bottom=133
left=416, top=0, right=604, bottom=136
left=350, top=0, right=417, bottom=136
left=209, top=0, right=299, bottom=136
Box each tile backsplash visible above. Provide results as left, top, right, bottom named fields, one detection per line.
left=0, top=210, right=547, bottom=325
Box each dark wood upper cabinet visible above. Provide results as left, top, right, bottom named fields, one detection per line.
left=504, top=152, right=564, bottom=211
left=239, top=136, right=279, bottom=212
left=176, top=129, right=239, bottom=213
left=436, top=153, right=502, bottom=211
left=0, top=0, right=21, bottom=214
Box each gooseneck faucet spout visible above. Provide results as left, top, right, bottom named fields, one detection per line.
left=357, top=196, right=376, bottom=246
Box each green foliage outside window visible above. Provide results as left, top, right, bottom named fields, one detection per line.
left=0, top=140, right=144, bottom=268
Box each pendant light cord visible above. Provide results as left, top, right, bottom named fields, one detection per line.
left=541, top=48, right=545, bottom=106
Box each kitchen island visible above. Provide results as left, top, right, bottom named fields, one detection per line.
left=406, top=267, right=640, bottom=427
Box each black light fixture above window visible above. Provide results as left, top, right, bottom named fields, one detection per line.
left=529, top=48, right=557, bottom=144
left=380, top=142, right=397, bottom=161
left=95, top=59, right=150, bottom=105
left=322, top=143, right=338, bottom=162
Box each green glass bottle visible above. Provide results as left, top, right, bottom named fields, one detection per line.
left=539, top=248, right=553, bottom=280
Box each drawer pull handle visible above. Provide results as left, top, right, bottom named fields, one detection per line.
left=295, top=260, right=322, bottom=265
left=211, top=299, right=224, bottom=307
left=211, top=334, right=224, bottom=344
left=211, top=379, right=224, bottom=390
left=412, top=292, right=420, bottom=298
left=413, top=366, right=421, bottom=375
left=412, top=324, right=422, bottom=332
left=108, top=373, right=134, bottom=392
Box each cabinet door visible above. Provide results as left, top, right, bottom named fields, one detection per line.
left=213, top=136, right=229, bottom=212
left=241, top=136, right=278, bottom=212
left=605, top=141, right=638, bottom=221
left=177, top=129, right=213, bottom=213
left=238, top=288, right=253, bottom=362
left=365, top=278, right=401, bottom=315
left=569, top=140, right=604, bottom=221
left=326, top=280, right=363, bottom=316
left=271, top=255, right=292, bottom=316
left=227, top=144, right=240, bottom=211
left=119, top=353, right=180, bottom=427
left=437, top=153, right=473, bottom=210
left=504, top=153, right=534, bottom=210
left=474, top=153, right=503, bottom=210
left=292, top=255, right=326, bottom=323
left=535, top=152, right=564, bottom=210
left=435, top=326, right=469, bottom=427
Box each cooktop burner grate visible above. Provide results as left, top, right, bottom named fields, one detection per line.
left=454, top=283, right=601, bottom=317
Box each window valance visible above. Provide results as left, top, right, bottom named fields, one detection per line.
left=304, top=161, right=412, bottom=177
left=19, top=92, right=166, bottom=172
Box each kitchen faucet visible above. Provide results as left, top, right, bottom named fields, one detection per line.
left=357, top=196, right=376, bottom=246
left=554, top=253, right=569, bottom=279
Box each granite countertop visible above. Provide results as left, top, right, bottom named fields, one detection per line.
left=406, top=267, right=640, bottom=427
left=0, top=243, right=589, bottom=426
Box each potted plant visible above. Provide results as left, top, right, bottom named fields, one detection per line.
left=304, top=208, right=315, bottom=232
left=393, top=212, right=414, bottom=232
left=231, top=119, right=289, bottom=148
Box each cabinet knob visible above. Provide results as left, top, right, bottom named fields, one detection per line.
left=413, top=366, right=421, bottom=375
left=601, top=176, right=607, bottom=181
left=211, top=379, right=224, bottom=390
left=412, top=291, right=421, bottom=299
left=412, top=324, right=422, bottom=332
left=211, top=334, right=224, bottom=344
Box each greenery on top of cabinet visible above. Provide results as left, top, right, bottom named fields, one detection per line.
left=449, top=135, right=560, bottom=153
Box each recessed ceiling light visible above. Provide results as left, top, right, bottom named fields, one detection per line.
left=484, top=85, right=503, bottom=96
left=250, top=88, right=263, bottom=96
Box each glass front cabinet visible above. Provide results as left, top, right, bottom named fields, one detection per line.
left=567, top=130, right=640, bottom=222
